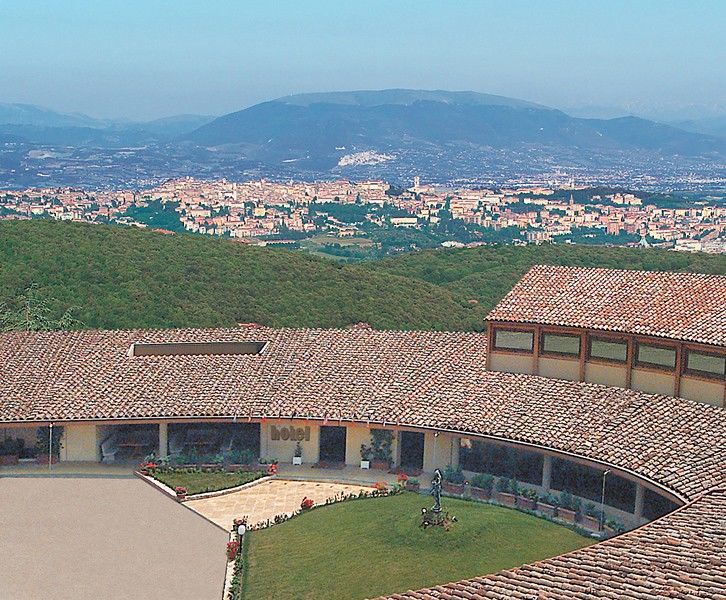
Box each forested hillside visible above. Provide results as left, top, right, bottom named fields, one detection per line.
left=1, top=221, right=723, bottom=332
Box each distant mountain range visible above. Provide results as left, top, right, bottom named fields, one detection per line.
left=1, top=91, right=724, bottom=188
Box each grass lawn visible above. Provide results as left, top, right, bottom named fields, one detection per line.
left=241, top=492, right=594, bottom=599
left=151, top=470, right=266, bottom=495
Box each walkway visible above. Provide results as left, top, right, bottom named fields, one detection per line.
left=0, top=477, right=226, bottom=600
left=186, top=478, right=376, bottom=529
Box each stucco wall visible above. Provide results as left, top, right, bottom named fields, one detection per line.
left=345, top=424, right=373, bottom=466
left=538, top=357, right=580, bottom=381
left=61, top=424, right=100, bottom=462
left=260, top=421, right=320, bottom=464
left=680, top=377, right=724, bottom=407
left=489, top=352, right=535, bottom=374
left=585, top=362, right=628, bottom=388
left=423, top=433, right=458, bottom=472
left=631, top=369, right=675, bottom=396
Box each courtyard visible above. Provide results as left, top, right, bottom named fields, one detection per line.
left=0, top=476, right=227, bottom=600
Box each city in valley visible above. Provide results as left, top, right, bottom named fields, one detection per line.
left=1, top=177, right=724, bottom=257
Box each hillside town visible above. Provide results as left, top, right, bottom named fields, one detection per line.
left=1, top=177, right=724, bottom=254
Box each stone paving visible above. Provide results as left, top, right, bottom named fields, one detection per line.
left=186, top=478, right=376, bottom=529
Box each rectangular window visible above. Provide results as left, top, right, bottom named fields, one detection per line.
left=541, top=333, right=580, bottom=356
left=685, top=350, right=725, bottom=379
left=635, top=343, right=676, bottom=370
left=589, top=337, right=628, bottom=363
left=131, top=341, right=267, bottom=357
left=493, top=329, right=534, bottom=352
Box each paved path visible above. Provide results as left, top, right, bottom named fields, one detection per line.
left=187, top=479, right=375, bottom=529
left=0, top=477, right=226, bottom=600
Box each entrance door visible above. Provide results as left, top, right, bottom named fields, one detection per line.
left=400, top=431, right=425, bottom=470
left=319, top=426, right=347, bottom=463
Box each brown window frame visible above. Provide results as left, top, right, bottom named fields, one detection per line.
left=492, top=327, right=535, bottom=354
left=539, top=331, right=581, bottom=358
left=683, top=348, right=726, bottom=381
left=587, top=335, right=628, bottom=364
left=633, top=341, right=677, bottom=372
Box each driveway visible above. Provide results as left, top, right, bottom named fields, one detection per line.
left=0, top=477, right=227, bottom=600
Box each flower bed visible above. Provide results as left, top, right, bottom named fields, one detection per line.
left=149, top=467, right=267, bottom=495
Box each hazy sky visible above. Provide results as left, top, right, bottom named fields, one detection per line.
left=1, top=0, right=724, bottom=120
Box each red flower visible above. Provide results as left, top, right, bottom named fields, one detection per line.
left=226, top=540, right=240, bottom=561
left=374, top=481, right=388, bottom=491
left=300, top=496, right=314, bottom=510
left=397, top=472, right=409, bottom=483
left=175, top=486, right=187, bottom=495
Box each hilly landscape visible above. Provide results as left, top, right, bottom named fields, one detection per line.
left=1, top=220, right=723, bottom=332
left=1, top=90, right=723, bottom=189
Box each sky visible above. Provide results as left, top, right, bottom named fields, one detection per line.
left=0, top=0, right=724, bottom=121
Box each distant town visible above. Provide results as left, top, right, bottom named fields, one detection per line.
left=1, top=177, right=724, bottom=257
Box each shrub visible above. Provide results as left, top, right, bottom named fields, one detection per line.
left=294, top=442, right=302, bottom=458
left=300, top=497, right=314, bottom=511
left=496, top=476, right=512, bottom=493
left=520, top=487, right=538, bottom=500
left=539, top=492, right=559, bottom=506
left=559, top=490, right=575, bottom=511
left=374, top=481, right=388, bottom=491
left=227, top=448, right=257, bottom=465
left=396, top=472, right=409, bottom=483
left=407, top=477, right=419, bottom=487
left=443, top=465, right=465, bottom=484
left=509, top=479, right=520, bottom=496
left=470, top=473, right=494, bottom=492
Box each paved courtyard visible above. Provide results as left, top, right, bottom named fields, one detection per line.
left=187, top=478, right=375, bottom=528
left=0, top=477, right=227, bottom=600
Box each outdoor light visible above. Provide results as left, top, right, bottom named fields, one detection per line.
left=237, top=524, right=247, bottom=537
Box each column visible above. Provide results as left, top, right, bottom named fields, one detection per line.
left=541, top=454, right=552, bottom=492
left=634, top=483, right=645, bottom=523
left=158, top=423, right=168, bottom=459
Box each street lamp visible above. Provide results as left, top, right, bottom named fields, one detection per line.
left=599, top=469, right=611, bottom=531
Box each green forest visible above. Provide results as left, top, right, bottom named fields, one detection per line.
left=1, top=220, right=723, bottom=332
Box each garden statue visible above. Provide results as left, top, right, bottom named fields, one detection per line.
left=430, top=468, right=442, bottom=513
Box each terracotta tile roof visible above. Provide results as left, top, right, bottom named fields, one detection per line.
left=486, top=265, right=726, bottom=347
left=1, top=327, right=724, bottom=501
left=378, top=487, right=726, bottom=600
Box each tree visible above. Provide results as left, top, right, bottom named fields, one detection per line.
left=0, top=284, right=82, bottom=332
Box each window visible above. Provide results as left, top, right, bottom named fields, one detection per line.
left=541, top=333, right=580, bottom=356
left=685, top=350, right=725, bottom=379
left=130, top=341, right=267, bottom=357
left=493, top=329, right=533, bottom=352
left=589, top=337, right=628, bottom=363
left=635, top=343, right=676, bottom=370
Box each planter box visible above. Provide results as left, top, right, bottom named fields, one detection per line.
left=405, top=482, right=420, bottom=493
left=581, top=514, right=601, bottom=531
left=442, top=481, right=465, bottom=495
left=538, top=502, right=557, bottom=518
left=0, top=454, right=19, bottom=466
left=371, top=460, right=389, bottom=470
left=495, top=491, right=517, bottom=507
left=558, top=507, right=577, bottom=523
left=35, top=454, right=59, bottom=465
left=470, top=486, right=491, bottom=501
left=292, top=456, right=302, bottom=466
left=517, top=496, right=537, bottom=511
left=360, top=460, right=370, bottom=470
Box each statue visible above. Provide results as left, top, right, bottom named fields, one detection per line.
left=430, top=468, right=442, bottom=513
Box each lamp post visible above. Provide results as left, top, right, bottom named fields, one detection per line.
left=599, top=469, right=610, bottom=531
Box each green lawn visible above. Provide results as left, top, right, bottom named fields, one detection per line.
left=151, top=470, right=266, bottom=495
left=240, top=492, right=593, bottom=600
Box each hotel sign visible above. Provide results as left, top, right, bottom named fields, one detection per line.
left=270, top=425, right=310, bottom=442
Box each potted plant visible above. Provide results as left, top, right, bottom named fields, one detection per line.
left=0, top=437, right=23, bottom=466
left=442, top=464, right=465, bottom=495
left=175, top=486, right=188, bottom=501
left=470, top=473, right=494, bottom=500
left=537, top=493, right=558, bottom=517
left=494, top=477, right=517, bottom=507
left=557, top=490, right=577, bottom=523
left=405, top=477, right=420, bottom=492
left=35, top=426, right=63, bottom=465
left=359, top=444, right=371, bottom=469
left=517, top=487, right=538, bottom=511
left=292, top=441, right=303, bottom=466
left=581, top=502, right=601, bottom=531
left=300, top=496, right=314, bottom=511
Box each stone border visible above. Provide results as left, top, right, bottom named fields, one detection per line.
left=222, top=530, right=239, bottom=600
